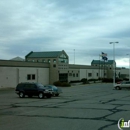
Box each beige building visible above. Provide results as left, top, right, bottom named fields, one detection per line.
left=0, top=60, right=49, bottom=88
left=91, top=60, right=115, bottom=79
left=0, top=50, right=129, bottom=88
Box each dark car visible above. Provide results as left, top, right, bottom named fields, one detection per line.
left=15, top=82, right=52, bottom=99
left=44, top=85, right=62, bottom=96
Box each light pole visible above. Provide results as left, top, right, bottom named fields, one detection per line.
left=110, top=41, right=118, bottom=87
left=126, top=54, right=130, bottom=81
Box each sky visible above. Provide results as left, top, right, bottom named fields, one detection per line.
left=1, top=0, right=130, bottom=67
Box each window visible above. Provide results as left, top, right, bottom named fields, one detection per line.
left=53, top=59, right=56, bottom=63
left=48, top=59, right=50, bottom=63
left=30, top=84, right=36, bottom=89
left=126, top=82, right=130, bottom=84
left=37, top=60, right=40, bottom=62
left=32, top=74, right=35, bottom=80
left=53, top=64, right=56, bottom=67
left=58, top=53, right=68, bottom=63
left=97, top=73, right=98, bottom=76
left=88, top=73, right=92, bottom=77
left=27, top=74, right=35, bottom=80
left=27, top=74, right=31, bottom=80
left=76, top=73, right=78, bottom=77
left=73, top=73, right=75, bottom=77
left=43, top=59, right=45, bottom=62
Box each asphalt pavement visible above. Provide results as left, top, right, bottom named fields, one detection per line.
left=0, top=83, right=130, bottom=130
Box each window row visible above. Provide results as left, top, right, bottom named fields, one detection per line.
left=27, top=74, right=36, bottom=80
left=69, top=73, right=78, bottom=77
left=27, top=59, right=56, bottom=63
left=93, top=64, right=112, bottom=67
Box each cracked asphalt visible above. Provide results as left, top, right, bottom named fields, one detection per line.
left=0, top=83, right=130, bottom=130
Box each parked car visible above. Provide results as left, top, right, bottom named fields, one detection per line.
left=114, top=81, right=130, bottom=90
left=15, top=82, right=52, bottom=99
left=116, top=81, right=123, bottom=84
left=44, top=85, right=62, bottom=96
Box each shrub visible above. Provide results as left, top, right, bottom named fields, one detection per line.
left=69, top=80, right=81, bottom=83
left=88, top=79, right=98, bottom=82
left=81, top=78, right=89, bottom=84
left=53, top=81, right=62, bottom=86
left=62, top=82, right=71, bottom=87
left=123, top=78, right=129, bottom=81
left=102, top=78, right=113, bottom=83
left=115, top=78, right=123, bottom=82
left=53, top=81, right=71, bottom=87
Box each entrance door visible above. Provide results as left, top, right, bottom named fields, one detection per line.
left=59, top=73, right=68, bottom=82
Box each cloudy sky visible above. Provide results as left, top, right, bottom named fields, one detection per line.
left=1, top=0, right=130, bottom=67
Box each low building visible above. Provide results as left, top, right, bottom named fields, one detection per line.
left=91, top=60, right=115, bottom=78
left=0, top=50, right=128, bottom=88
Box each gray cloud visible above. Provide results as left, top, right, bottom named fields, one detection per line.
left=0, top=0, right=130, bottom=67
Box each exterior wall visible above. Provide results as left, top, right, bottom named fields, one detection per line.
left=68, top=69, right=80, bottom=82
left=79, top=69, right=87, bottom=80
left=0, top=60, right=49, bottom=68
left=80, top=69, right=100, bottom=80
left=26, top=57, right=57, bottom=63
left=107, top=68, right=113, bottom=78
left=0, top=67, right=49, bottom=88
left=91, top=61, right=115, bottom=79
left=119, top=68, right=129, bottom=78
left=0, top=67, right=17, bottom=88
left=49, top=65, right=59, bottom=84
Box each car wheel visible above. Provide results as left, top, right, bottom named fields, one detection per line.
left=116, top=86, right=121, bottom=90
left=19, top=92, right=25, bottom=98
left=38, top=92, right=44, bottom=99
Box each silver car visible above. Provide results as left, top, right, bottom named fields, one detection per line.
left=114, top=81, right=130, bottom=90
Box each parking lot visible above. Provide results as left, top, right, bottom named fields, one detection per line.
left=0, top=83, right=130, bottom=130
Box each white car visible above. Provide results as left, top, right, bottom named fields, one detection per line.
left=114, top=81, right=130, bottom=90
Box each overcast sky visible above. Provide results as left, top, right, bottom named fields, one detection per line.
left=1, top=0, right=130, bottom=67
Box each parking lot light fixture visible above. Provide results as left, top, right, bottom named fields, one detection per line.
left=109, top=42, right=119, bottom=87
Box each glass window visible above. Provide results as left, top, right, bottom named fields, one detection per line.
left=53, top=64, right=56, bottom=67
left=58, top=53, right=68, bottom=63
left=32, top=74, right=35, bottom=80
left=88, top=73, right=92, bottom=77
left=48, top=59, right=50, bottom=63
left=30, top=84, right=37, bottom=89
left=53, top=59, right=56, bottom=63
left=43, top=59, right=45, bottom=62
left=73, top=73, right=75, bottom=77
left=76, top=73, right=78, bottom=77
left=27, top=74, right=31, bottom=80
